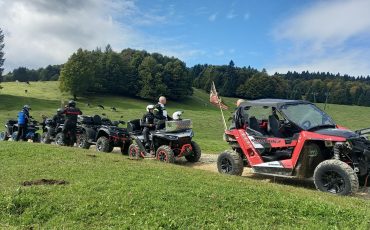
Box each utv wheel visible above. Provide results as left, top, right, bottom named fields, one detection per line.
left=217, top=150, right=244, bottom=176
left=55, top=133, right=65, bottom=146
left=96, top=136, right=112, bottom=153
left=314, top=159, right=359, bottom=195
left=33, top=133, right=41, bottom=143
left=128, top=143, right=142, bottom=160
left=41, top=132, right=51, bottom=144
left=185, top=141, right=202, bottom=162
left=0, top=131, right=8, bottom=141
left=77, top=133, right=90, bottom=149
left=121, top=142, right=130, bottom=155
left=156, top=145, right=175, bottom=163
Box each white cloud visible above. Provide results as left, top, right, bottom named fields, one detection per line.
left=208, top=13, right=218, bottom=22
left=226, top=10, right=237, bottom=19
left=243, top=13, right=250, bottom=20
left=271, top=0, right=370, bottom=76
left=0, top=0, right=200, bottom=71
left=215, top=50, right=225, bottom=56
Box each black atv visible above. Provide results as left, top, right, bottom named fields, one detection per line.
left=76, top=115, right=131, bottom=154
left=0, top=119, right=18, bottom=141
left=40, top=116, right=65, bottom=144
left=127, top=117, right=201, bottom=163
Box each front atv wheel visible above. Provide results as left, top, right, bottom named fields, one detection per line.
left=96, top=136, right=112, bottom=153
left=41, top=132, right=51, bottom=144
left=156, top=145, right=175, bottom=163
left=55, top=133, right=65, bottom=146
left=0, top=131, right=9, bottom=141
left=33, top=133, right=41, bottom=143
left=314, top=159, right=359, bottom=195
left=217, top=150, right=244, bottom=176
left=185, top=141, right=202, bottom=162
left=11, top=131, right=18, bottom=141
left=128, top=143, right=142, bottom=160
left=77, top=133, right=90, bottom=149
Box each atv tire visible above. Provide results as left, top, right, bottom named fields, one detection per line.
left=55, top=133, right=65, bottom=146
left=0, top=131, right=8, bottom=141
left=156, top=145, right=175, bottom=163
left=314, top=159, right=359, bottom=195
left=33, top=133, right=41, bottom=143
left=121, top=142, right=130, bottom=155
left=96, top=136, right=112, bottom=153
left=217, top=150, right=244, bottom=176
left=128, top=143, right=142, bottom=160
left=41, top=132, right=51, bottom=144
left=185, top=141, right=202, bottom=162
left=77, top=133, right=90, bottom=149
left=11, top=131, right=18, bottom=141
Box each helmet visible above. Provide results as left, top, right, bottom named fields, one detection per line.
left=172, top=111, right=183, bottom=120
left=68, top=100, right=76, bottom=107
left=23, top=105, right=31, bottom=111
left=146, top=104, right=155, bottom=112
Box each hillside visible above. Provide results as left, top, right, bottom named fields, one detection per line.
left=0, top=142, right=370, bottom=229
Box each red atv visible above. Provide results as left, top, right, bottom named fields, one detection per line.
left=217, top=99, right=370, bottom=195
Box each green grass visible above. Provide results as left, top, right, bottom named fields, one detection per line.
left=0, top=142, right=369, bottom=229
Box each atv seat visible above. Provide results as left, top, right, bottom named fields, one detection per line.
left=7, top=119, right=18, bottom=125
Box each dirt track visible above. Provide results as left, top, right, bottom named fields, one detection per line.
left=175, top=153, right=370, bottom=199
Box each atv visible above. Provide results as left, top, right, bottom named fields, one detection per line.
left=40, top=116, right=65, bottom=144
left=0, top=119, right=18, bottom=141
left=127, top=113, right=201, bottom=163
left=218, top=99, right=370, bottom=195
left=76, top=115, right=131, bottom=154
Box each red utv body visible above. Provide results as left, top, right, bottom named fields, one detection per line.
left=217, top=99, right=370, bottom=195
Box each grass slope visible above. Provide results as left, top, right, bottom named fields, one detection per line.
left=0, top=142, right=370, bottom=229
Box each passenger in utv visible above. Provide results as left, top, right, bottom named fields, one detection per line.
left=141, top=104, right=156, bottom=149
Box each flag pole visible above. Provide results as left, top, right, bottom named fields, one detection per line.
left=213, top=82, right=228, bottom=130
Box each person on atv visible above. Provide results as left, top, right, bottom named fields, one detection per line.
left=154, top=96, right=172, bottom=130
left=46, top=108, right=65, bottom=138
left=61, top=100, right=82, bottom=145
left=142, top=104, right=156, bottom=149
left=15, top=105, right=31, bottom=141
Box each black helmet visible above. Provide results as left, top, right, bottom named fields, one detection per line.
left=57, top=108, right=62, bottom=114
left=23, top=105, right=31, bottom=111
left=68, top=100, right=76, bottom=107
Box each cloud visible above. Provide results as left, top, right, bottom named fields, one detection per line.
left=215, top=50, right=225, bottom=56
left=243, top=13, right=250, bottom=20
left=208, top=13, right=218, bottom=22
left=226, top=10, right=237, bottom=19
left=271, top=0, right=370, bottom=76
left=0, top=0, right=198, bottom=71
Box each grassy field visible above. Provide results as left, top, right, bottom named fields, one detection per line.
left=1, top=81, right=370, bottom=153
left=1, top=81, right=370, bottom=228
left=0, top=142, right=370, bottom=229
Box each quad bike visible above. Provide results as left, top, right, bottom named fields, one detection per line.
left=127, top=113, right=201, bottom=163
left=40, top=116, right=65, bottom=144
left=76, top=115, right=131, bottom=154
left=218, top=99, right=370, bottom=195
left=7, top=119, right=41, bottom=142
left=0, top=119, right=18, bottom=141
left=55, top=127, right=77, bottom=147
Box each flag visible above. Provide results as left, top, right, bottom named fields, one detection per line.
left=210, top=82, right=228, bottom=110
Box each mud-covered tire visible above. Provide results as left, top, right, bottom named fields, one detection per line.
left=77, top=133, right=90, bottom=149
left=33, top=133, right=41, bottom=143
left=41, top=132, right=51, bottom=144
left=185, top=141, right=202, bottom=162
left=217, top=150, right=244, bottom=176
left=96, top=136, right=112, bottom=152
left=55, top=133, right=65, bottom=146
left=121, top=142, right=130, bottom=155
left=314, top=159, right=359, bottom=195
left=128, top=143, right=142, bottom=160
left=156, top=145, right=175, bottom=163
left=0, top=131, right=9, bottom=141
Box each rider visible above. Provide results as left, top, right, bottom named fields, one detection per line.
left=53, top=108, right=65, bottom=126
left=15, top=105, right=31, bottom=141
left=141, top=104, right=156, bottom=149
left=62, top=100, right=82, bottom=145
left=154, top=96, right=172, bottom=130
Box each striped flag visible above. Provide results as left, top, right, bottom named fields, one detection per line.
left=210, top=82, right=228, bottom=110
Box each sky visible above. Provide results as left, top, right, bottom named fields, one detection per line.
left=1, top=0, right=370, bottom=77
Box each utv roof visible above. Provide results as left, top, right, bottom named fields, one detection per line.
left=239, top=99, right=311, bottom=108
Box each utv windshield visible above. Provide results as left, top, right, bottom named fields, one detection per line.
left=280, top=103, right=335, bottom=130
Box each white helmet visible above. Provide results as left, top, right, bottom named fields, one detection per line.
left=146, top=104, right=155, bottom=112
left=172, top=111, right=183, bottom=120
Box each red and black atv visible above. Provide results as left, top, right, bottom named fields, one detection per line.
left=218, top=99, right=370, bottom=195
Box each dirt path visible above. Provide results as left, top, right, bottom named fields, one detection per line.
left=175, top=153, right=370, bottom=199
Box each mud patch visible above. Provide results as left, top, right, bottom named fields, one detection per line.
left=86, top=154, right=97, bottom=158
left=22, top=179, right=69, bottom=186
